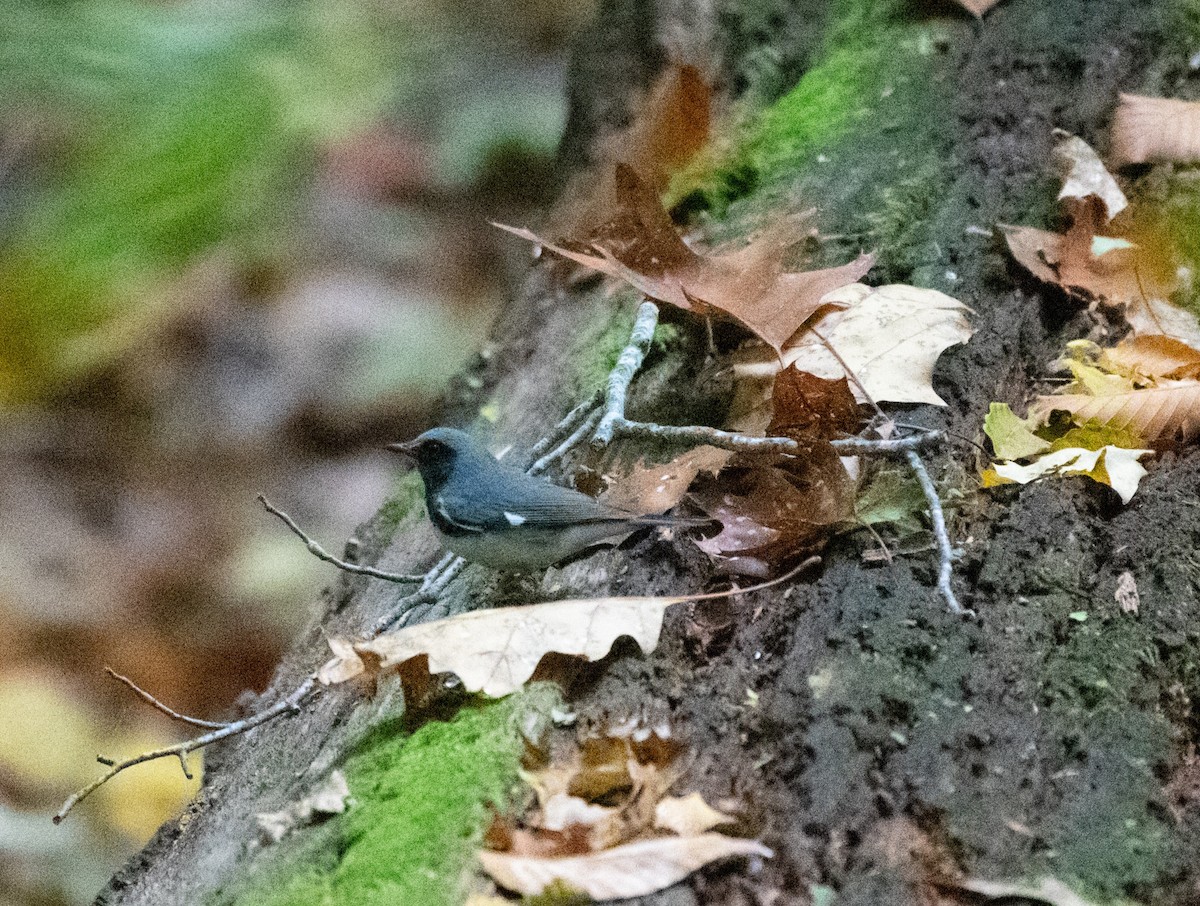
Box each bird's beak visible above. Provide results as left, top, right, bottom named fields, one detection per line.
left=387, top=440, right=419, bottom=457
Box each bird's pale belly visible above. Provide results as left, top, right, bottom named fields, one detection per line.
left=434, top=522, right=634, bottom=571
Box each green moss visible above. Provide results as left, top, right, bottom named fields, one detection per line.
left=224, top=685, right=560, bottom=906
left=569, top=302, right=637, bottom=399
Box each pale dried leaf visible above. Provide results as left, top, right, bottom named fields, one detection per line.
left=540, top=793, right=617, bottom=831
left=1053, top=130, right=1127, bottom=219
left=956, top=876, right=1101, bottom=906
left=1035, top=381, right=1200, bottom=443
left=1101, top=334, right=1200, bottom=379
left=782, top=284, right=974, bottom=405
left=479, top=834, right=772, bottom=898
left=952, top=0, right=1003, bottom=16
left=323, top=596, right=682, bottom=698
left=654, top=793, right=735, bottom=837
left=256, top=771, right=350, bottom=844
left=316, top=637, right=365, bottom=685
left=1114, top=570, right=1139, bottom=614
left=987, top=446, right=1151, bottom=504
left=1111, top=93, right=1200, bottom=167
left=1122, top=296, right=1200, bottom=347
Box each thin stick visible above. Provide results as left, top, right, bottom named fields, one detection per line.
left=607, top=417, right=940, bottom=455
left=528, top=407, right=603, bottom=476
left=105, top=668, right=229, bottom=730
left=905, top=449, right=969, bottom=616
left=371, top=554, right=465, bottom=636
left=594, top=301, right=660, bottom=446
left=524, top=390, right=603, bottom=468
left=55, top=676, right=319, bottom=824
left=259, top=496, right=423, bottom=583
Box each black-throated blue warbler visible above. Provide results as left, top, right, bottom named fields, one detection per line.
left=390, top=427, right=708, bottom=571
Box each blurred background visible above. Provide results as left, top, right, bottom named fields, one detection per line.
left=0, top=0, right=593, bottom=901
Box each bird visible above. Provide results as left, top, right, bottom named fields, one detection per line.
left=389, top=427, right=709, bottom=571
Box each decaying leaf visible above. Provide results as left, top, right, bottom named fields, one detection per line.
left=1111, top=92, right=1200, bottom=167
left=983, top=402, right=1052, bottom=461
left=601, top=445, right=731, bottom=516
left=767, top=369, right=861, bottom=441
left=690, top=447, right=854, bottom=576
left=552, top=64, right=711, bottom=238
left=497, top=165, right=875, bottom=352
left=654, top=793, right=735, bottom=837
left=782, top=283, right=974, bottom=405
left=479, top=833, right=772, bottom=899
left=255, top=770, right=350, bottom=844
left=1035, top=381, right=1200, bottom=444
left=1053, top=130, right=1127, bottom=218
left=955, top=876, right=1103, bottom=906
left=319, top=595, right=683, bottom=697
left=983, top=445, right=1151, bottom=504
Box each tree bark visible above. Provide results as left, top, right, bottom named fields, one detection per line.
left=100, top=1, right=1200, bottom=903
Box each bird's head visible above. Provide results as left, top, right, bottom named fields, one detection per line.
left=388, top=427, right=483, bottom=491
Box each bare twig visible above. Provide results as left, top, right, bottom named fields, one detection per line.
left=606, top=417, right=941, bottom=455
left=524, top=390, right=603, bottom=468
left=905, top=449, right=969, bottom=616
left=594, top=301, right=660, bottom=446
left=55, top=676, right=319, bottom=823
left=372, top=553, right=466, bottom=636
left=105, top=668, right=229, bottom=730
left=528, top=406, right=603, bottom=476
left=258, top=496, right=424, bottom=583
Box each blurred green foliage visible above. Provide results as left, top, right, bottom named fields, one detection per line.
left=0, top=0, right=401, bottom=400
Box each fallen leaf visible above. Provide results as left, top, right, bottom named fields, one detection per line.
left=782, top=283, right=974, bottom=405
left=479, top=833, right=772, bottom=899
left=1052, top=130, right=1127, bottom=219
left=654, top=793, right=735, bottom=837
left=1114, top=570, right=1139, bottom=614
left=540, top=793, right=618, bottom=832
left=498, top=165, right=875, bottom=352
left=317, top=637, right=366, bottom=685
left=1123, top=296, right=1200, bottom=347
left=690, top=447, right=854, bottom=576
left=1111, top=93, right=1200, bottom=167
left=951, top=0, right=1003, bottom=17
left=983, top=402, right=1052, bottom=461
left=319, top=595, right=682, bottom=698
left=984, top=445, right=1151, bottom=504
left=852, top=467, right=927, bottom=533
left=552, top=64, right=711, bottom=238
left=1100, top=334, right=1200, bottom=380
left=601, top=445, right=731, bottom=516
left=767, top=370, right=861, bottom=441
left=1035, top=381, right=1200, bottom=443
left=955, top=876, right=1102, bottom=906
left=256, top=771, right=350, bottom=844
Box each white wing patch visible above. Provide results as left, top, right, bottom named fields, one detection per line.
left=503, top=511, right=527, bottom=526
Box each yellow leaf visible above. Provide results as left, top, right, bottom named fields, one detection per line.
left=987, top=446, right=1151, bottom=504
left=983, top=402, right=1051, bottom=461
